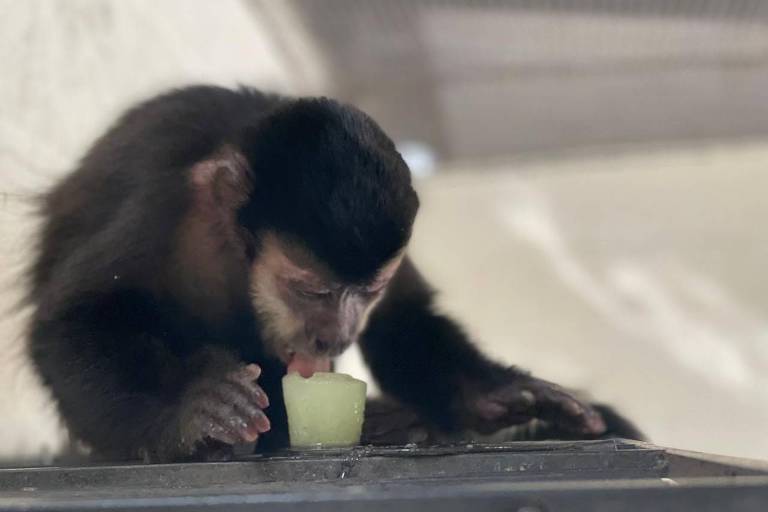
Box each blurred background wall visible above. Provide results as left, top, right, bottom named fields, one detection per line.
left=1, top=0, right=767, bottom=463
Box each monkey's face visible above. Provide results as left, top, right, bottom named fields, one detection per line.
left=249, top=233, right=402, bottom=374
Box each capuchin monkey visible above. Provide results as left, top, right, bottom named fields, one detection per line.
left=27, top=85, right=643, bottom=463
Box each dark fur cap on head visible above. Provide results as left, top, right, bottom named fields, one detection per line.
left=238, top=97, right=419, bottom=283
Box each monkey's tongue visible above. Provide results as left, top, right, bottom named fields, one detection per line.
left=286, top=353, right=331, bottom=378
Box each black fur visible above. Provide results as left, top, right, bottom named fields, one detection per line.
left=238, top=98, right=418, bottom=282
left=361, top=258, right=511, bottom=431
left=27, top=85, right=643, bottom=462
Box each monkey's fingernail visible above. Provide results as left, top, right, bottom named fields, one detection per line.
left=560, top=398, right=583, bottom=416
left=255, top=389, right=269, bottom=409
left=242, top=426, right=260, bottom=443
left=476, top=398, right=507, bottom=420
left=245, top=364, right=261, bottom=379
left=251, top=412, right=271, bottom=433
left=519, top=390, right=536, bottom=406
left=588, top=414, right=606, bottom=434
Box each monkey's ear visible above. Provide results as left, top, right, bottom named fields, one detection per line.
left=188, top=146, right=254, bottom=210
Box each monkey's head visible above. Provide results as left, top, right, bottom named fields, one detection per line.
left=229, top=98, right=418, bottom=374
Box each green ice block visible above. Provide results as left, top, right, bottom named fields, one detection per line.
left=282, top=372, right=367, bottom=448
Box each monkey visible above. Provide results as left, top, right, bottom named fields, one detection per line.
left=26, top=85, right=642, bottom=463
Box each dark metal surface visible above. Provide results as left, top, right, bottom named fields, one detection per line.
left=0, top=440, right=766, bottom=511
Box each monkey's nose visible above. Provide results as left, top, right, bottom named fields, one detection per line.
left=314, top=338, right=333, bottom=354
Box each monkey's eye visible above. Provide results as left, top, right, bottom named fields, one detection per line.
left=361, top=285, right=387, bottom=299
left=295, top=288, right=332, bottom=300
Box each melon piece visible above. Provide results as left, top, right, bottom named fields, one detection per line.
left=282, top=372, right=367, bottom=448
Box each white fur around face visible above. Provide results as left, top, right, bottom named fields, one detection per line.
left=249, top=260, right=305, bottom=362
left=247, top=235, right=404, bottom=363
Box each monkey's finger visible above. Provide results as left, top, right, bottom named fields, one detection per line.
left=230, top=391, right=265, bottom=421
left=532, top=387, right=605, bottom=434
left=206, top=424, right=241, bottom=445
left=474, top=396, right=518, bottom=422
left=479, top=378, right=604, bottom=434
left=573, top=403, right=606, bottom=434
left=243, top=407, right=271, bottom=435
left=216, top=410, right=261, bottom=443
left=215, top=379, right=269, bottom=414
left=206, top=394, right=271, bottom=438
left=244, top=410, right=271, bottom=440
left=469, top=399, right=534, bottom=434
left=224, top=376, right=270, bottom=409
left=505, top=377, right=594, bottom=423
left=231, top=364, right=261, bottom=381
left=198, top=400, right=263, bottom=443
left=190, top=411, right=241, bottom=445
left=476, top=385, right=539, bottom=420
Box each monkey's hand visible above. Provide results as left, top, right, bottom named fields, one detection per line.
left=461, top=373, right=606, bottom=437
left=362, top=398, right=438, bottom=446
left=177, top=363, right=271, bottom=461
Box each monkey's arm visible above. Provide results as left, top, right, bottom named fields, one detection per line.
left=360, top=258, right=605, bottom=439
left=29, top=292, right=269, bottom=462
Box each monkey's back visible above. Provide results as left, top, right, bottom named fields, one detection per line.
left=29, top=86, right=282, bottom=309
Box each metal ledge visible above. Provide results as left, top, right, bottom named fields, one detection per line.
left=0, top=440, right=766, bottom=511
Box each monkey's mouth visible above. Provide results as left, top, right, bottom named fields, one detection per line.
left=284, top=350, right=331, bottom=378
